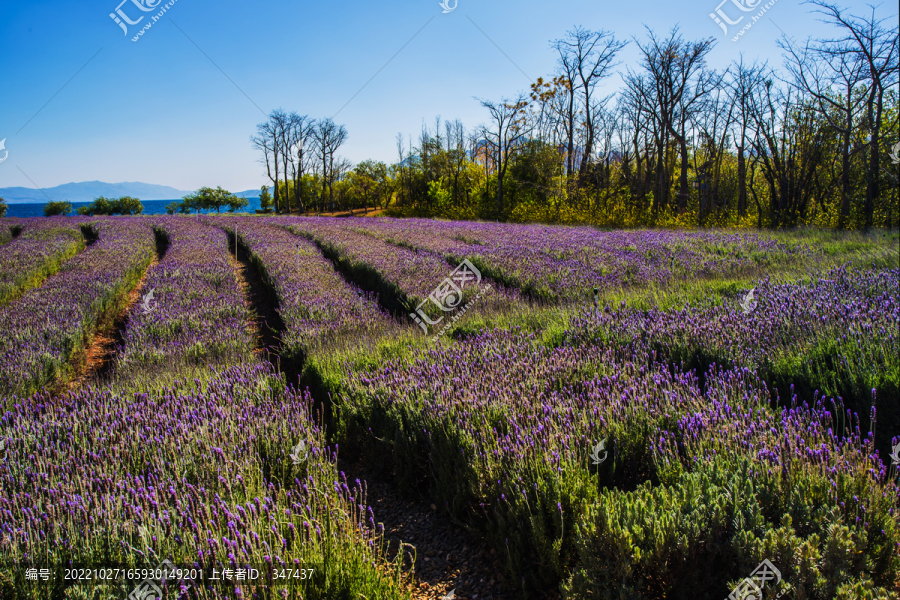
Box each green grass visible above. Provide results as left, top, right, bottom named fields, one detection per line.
left=0, top=227, right=86, bottom=307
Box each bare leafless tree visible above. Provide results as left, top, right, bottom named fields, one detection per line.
left=312, top=118, right=348, bottom=212
left=477, top=94, right=534, bottom=217
left=634, top=26, right=718, bottom=214
left=781, top=28, right=867, bottom=228
left=748, top=80, right=828, bottom=226
left=727, top=57, right=768, bottom=217
left=251, top=111, right=284, bottom=212
left=806, top=1, right=899, bottom=230
left=552, top=27, right=627, bottom=180
left=284, top=113, right=314, bottom=213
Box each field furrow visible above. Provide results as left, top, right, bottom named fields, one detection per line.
left=282, top=217, right=523, bottom=325
left=0, top=217, right=88, bottom=306
left=0, top=219, right=155, bottom=399
left=111, top=218, right=253, bottom=385
left=210, top=217, right=392, bottom=362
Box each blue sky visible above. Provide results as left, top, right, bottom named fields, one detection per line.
left=0, top=0, right=886, bottom=193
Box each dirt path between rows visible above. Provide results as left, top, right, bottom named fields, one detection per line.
left=341, top=460, right=522, bottom=600
left=226, top=237, right=289, bottom=375
left=65, top=227, right=166, bottom=391
left=225, top=230, right=526, bottom=600
left=66, top=254, right=160, bottom=391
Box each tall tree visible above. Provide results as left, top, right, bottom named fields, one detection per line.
left=552, top=27, right=627, bottom=179
left=781, top=29, right=867, bottom=228
left=286, top=113, right=314, bottom=213
left=634, top=26, right=718, bottom=214
left=728, top=57, right=768, bottom=217
left=478, top=94, right=534, bottom=218
left=312, top=119, right=349, bottom=213
left=807, top=1, right=899, bottom=231
left=749, top=80, right=828, bottom=226
left=251, top=112, right=283, bottom=213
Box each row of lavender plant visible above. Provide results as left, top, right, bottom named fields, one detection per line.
left=0, top=219, right=155, bottom=400
left=205, top=217, right=392, bottom=361
left=330, top=276, right=898, bottom=597
left=568, top=266, right=898, bottom=368
left=0, top=218, right=87, bottom=306
left=0, top=362, right=410, bottom=599
left=0, top=221, right=19, bottom=245
left=567, top=266, right=900, bottom=457
left=112, top=218, right=254, bottom=386
left=343, top=217, right=820, bottom=301
left=281, top=217, right=521, bottom=320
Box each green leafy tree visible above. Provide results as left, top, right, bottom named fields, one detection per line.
left=206, top=187, right=228, bottom=213
left=177, top=187, right=245, bottom=214
left=112, top=196, right=143, bottom=215
left=77, top=197, right=114, bottom=216
left=259, top=185, right=272, bottom=213
left=350, top=160, right=390, bottom=213
left=426, top=179, right=451, bottom=210
left=43, top=200, right=73, bottom=217
left=77, top=196, right=144, bottom=216
left=179, top=191, right=204, bottom=214
left=0, top=197, right=7, bottom=218
left=227, top=194, right=249, bottom=212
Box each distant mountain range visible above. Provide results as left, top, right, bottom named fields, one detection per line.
left=0, top=181, right=260, bottom=203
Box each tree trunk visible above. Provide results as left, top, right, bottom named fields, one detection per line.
left=677, top=135, right=689, bottom=214
left=737, top=137, right=747, bottom=217
left=839, top=127, right=851, bottom=229
left=273, top=150, right=280, bottom=213
left=865, top=87, right=884, bottom=232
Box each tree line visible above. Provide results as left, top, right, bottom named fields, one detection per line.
left=40, top=197, right=145, bottom=217
left=252, top=1, right=898, bottom=230
left=32, top=188, right=250, bottom=217
left=165, top=187, right=249, bottom=214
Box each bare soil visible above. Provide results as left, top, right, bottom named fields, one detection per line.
left=66, top=255, right=160, bottom=390
left=226, top=237, right=297, bottom=383
left=340, top=460, right=522, bottom=600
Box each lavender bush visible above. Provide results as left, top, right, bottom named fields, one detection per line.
left=568, top=266, right=900, bottom=455
left=0, top=218, right=87, bottom=306
left=0, top=363, right=409, bottom=599
left=113, top=218, right=253, bottom=385
left=207, top=217, right=392, bottom=361
left=0, top=219, right=155, bottom=400
left=327, top=269, right=899, bottom=596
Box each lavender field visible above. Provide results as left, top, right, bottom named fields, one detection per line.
left=0, top=216, right=898, bottom=600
